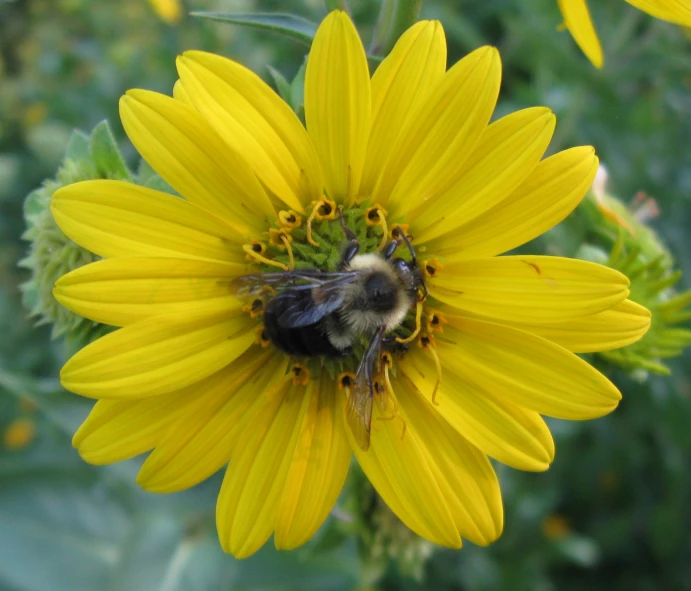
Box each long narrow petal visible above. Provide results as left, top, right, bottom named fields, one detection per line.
left=348, top=390, right=462, bottom=548
left=625, top=0, right=691, bottom=25
left=177, top=51, right=323, bottom=212
left=51, top=180, right=246, bottom=262
left=275, top=375, right=352, bottom=549
left=173, top=80, right=192, bottom=104
left=120, top=89, right=275, bottom=231
left=424, top=147, right=598, bottom=258
left=54, top=257, right=246, bottom=327
left=504, top=298, right=651, bottom=353
left=402, top=350, right=555, bottom=471
left=433, top=319, right=621, bottom=420
left=137, top=350, right=285, bottom=493
left=360, top=20, right=447, bottom=196
left=217, top=382, right=312, bottom=558
left=393, top=376, right=503, bottom=546
left=373, top=46, right=501, bottom=214
left=429, top=256, right=629, bottom=323
left=60, top=310, right=256, bottom=399
left=411, top=107, right=556, bottom=241
left=304, top=10, right=370, bottom=204
left=557, top=0, right=604, bottom=68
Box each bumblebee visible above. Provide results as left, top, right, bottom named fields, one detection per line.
left=232, top=211, right=427, bottom=450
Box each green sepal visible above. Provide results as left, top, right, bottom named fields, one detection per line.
left=89, top=120, right=131, bottom=180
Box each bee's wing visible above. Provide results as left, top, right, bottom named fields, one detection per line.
left=345, top=326, right=386, bottom=451
left=229, top=270, right=357, bottom=297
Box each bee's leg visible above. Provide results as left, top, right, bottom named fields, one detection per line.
left=382, top=336, right=410, bottom=355
left=337, top=206, right=360, bottom=267
left=382, top=238, right=402, bottom=260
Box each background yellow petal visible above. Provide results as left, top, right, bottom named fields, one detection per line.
left=120, top=89, right=275, bottom=231
left=178, top=51, right=323, bottom=212
left=436, top=319, right=622, bottom=420
left=217, top=382, right=311, bottom=558
left=60, top=310, right=255, bottom=399
left=504, top=298, right=651, bottom=352
left=304, top=10, right=370, bottom=204
left=348, top=390, right=462, bottom=548
left=429, top=256, right=629, bottom=323
left=403, top=351, right=555, bottom=471
left=137, top=350, right=284, bottom=493
left=54, top=257, right=246, bottom=327
left=393, top=376, right=503, bottom=546
left=411, top=107, right=556, bottom=242
left=423, top=147, right=598, bottom=258
left=51, top=180, right=246, bottom=262
left=275, top=375, right=352, bottom=549
left=373, top=46, right=501, bottom=214
left=626, top=0, right=691, bottom=25
left=557, top=0, right=604, bottom=68
left=360, top=20, right=447, bottom=196
left=172, top=79, right=192, bottom=104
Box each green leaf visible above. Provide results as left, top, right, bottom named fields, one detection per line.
left=290, top=60, right=307, bottom=116
left=64, top=129, right=92, bottom=162
left=89, top=120, right=131, bottom=180
left=190, top=12, right=318, bottom=45
left=267, top=66, right=292, bottom=104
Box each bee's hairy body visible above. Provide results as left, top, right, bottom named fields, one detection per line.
left=264, top=253, right=419, bottom=358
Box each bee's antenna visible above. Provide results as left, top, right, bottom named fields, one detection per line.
left=393, top=226, right=416, bottom=265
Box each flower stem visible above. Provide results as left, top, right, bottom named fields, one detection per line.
left=372, top=0, right=423, bottom=56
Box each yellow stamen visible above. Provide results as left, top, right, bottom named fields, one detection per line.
left=243, top=244, right=289, bottom=271
left=280, top=234, right=295, bottom=270
left=422, top=258, right=443, bottom=279
left=426, top=309, right=448, bottom=334
left=278, top=210, right=302, bottom=230
left=420, top=335, right=442, bottom=406
left=290, top=362, right=310, bottom=386
left=396, top=299, right=424, bottom=344
left=243, top=298, right=265, bottom=319
left=255, top=326, right=271, bottom=348
left=245, top=240, right=267, bottom=261
left=306, top=200, right=323, bottom=247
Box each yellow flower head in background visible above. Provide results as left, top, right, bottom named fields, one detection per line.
left=50, top=11, right=650, bottom=558
left=148, top=0, right=181, bottom=24
left=557, top=0, right=691, bottom=67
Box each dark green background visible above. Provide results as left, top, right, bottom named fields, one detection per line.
left=1, top=0, right=690, bottom=589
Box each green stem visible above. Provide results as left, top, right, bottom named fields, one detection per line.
left=369, top=0, right=396, bottom=56
left=382, top=0, right=423, bottom=56
left=324, top=0, right=350, bottom=13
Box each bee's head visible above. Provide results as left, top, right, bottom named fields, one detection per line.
left=390, top=257, right=425, bottom=300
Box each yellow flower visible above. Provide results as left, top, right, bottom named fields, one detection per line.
left=147, top=0, right=181, bottom=24
left=557, top=0, right=691, bottom=68
left=50, top=11, right=650, bottom=558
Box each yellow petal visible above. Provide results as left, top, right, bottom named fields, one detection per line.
left=73, top=395, right=190, bottom=464
left=625, top=0, right=691, bottom=25
left=424, top=147, right=598, bottom=259
left=173, top=80, right=192, bottom=104
left=402, top=350, right=555, bottom=471
left=393, top=376, right=503, bottom=546
left=137, top=350, right=285, bottom=493
left=557, top=0, right=604, bottom=68
left=51, top=180, right=246, bottom=262
left=177, top=51, right=323, bottom=212
left=275, top=375, right=352, bottom=549
left=505, top=298, right=651, bottom=353
left=60, top=310, right=255, bottom=399
left=348, top=390, right=462, bottom=548
left=360, top=20, right=447, bottom=197
left=120, top=89, right=275, bottom=231
left=411, top=107, right=556, bottom=242
left=304, top=11, right=370, bottom=204
left=54, top=257, right=246, bottom=327
left=373, top=46, right=501, bottom=214
left=429, top=256, right=630, bottom=323
left=434, top=318, right=622, bottom=420
left=217, top=382, right=312, bottom=558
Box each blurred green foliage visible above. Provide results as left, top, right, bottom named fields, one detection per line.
left=1, top=0, right=690, bottom=590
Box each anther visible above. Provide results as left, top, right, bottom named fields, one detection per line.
left=246, top=240, right=266, bottom=259
left=426, top=309, right=448, bottom=334
left=278, top=210, right=302, bottom=229
left=290, top=362, right=310, bottom=386
left=243, top=298, right=265, bottom=319
left=423, top=259, right=442, bottom=278
left=338, top=372, right=356, bottom=391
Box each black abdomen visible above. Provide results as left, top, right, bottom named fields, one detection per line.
left=264, top=292, right=348, bottom=358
